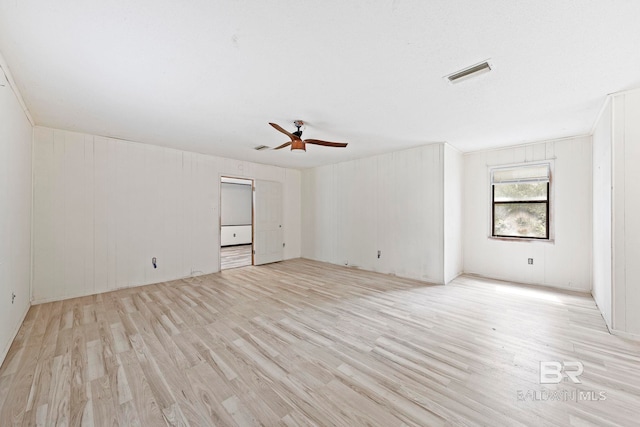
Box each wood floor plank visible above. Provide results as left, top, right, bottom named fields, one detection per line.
left=1, top=259, right=639, bottom=426
left=0, top=304, right=53, bottom=426
left=90, top=375, right=117, bottom=427
left=69, top=326, right=90, bottom=426
left=46, top=353, right=71, bottom=427
left=23, top=301, right=62, bottom=424
left=221, top=244, right=252, bottom=270
left=184, top=361, right=238, bottom=426
left=118, top=350, right=165, bottom=426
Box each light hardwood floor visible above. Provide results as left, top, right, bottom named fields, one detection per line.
left=221, top=245, right=252, bottom=270
left=1, top=259, right=639, bottom=426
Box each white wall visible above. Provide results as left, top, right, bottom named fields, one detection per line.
left=611, top=90, right=640, bottom=336
left=444, top=144, right=463, bottom=284
left=32, top=127, right=301, bottom=303
left=0, top=60, right=33, bottom=364
left=464, top=136, right=592, bottom=291
left=220, top=182, right=252, bottom=226
left=302, top=144, right=446, bottom=284
left=592, top=99, right=612, bottom=328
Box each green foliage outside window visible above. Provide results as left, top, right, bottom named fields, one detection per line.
left=493, top=182, right=548, bottom=239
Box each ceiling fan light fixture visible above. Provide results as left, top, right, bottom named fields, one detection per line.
left=291, top=140, right=306, bottom=151
left=446, top=60, right=492, bottom=84
left=268, top=121, right=347, bottom=152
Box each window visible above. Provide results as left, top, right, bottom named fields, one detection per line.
left=491, top=163, right=550, bottom=240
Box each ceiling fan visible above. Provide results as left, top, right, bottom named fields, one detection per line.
left=269, top=120, right=348, bottom=151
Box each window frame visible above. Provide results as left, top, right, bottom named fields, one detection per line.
left=489, top=162, right=554, bottom=242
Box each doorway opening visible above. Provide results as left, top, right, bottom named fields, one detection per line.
left=220, top=176, right=253, bottom=270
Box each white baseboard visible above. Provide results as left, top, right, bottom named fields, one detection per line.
left=462, top=272, right=591, bottom=294
left=610, top=328, right=640, bottom=342
left=31, top=270, right=217, bottom=305
left=300, top=257, right=445, bottom=285
left=0, top=302, right=31, bottom=369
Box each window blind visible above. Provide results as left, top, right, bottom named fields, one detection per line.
left=491, top=164, right=550, bottom=184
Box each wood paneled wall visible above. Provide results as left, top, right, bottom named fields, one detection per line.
left=592, top=98, right=612, bottom=328
left=32, top=127, right=301, bottom=303
left=443, top=144, right=463, bottom=283
left=301, top=144, right=449, bottom=284
left=463, top=136, right=592, bottom=291
left=611, top=90, right=640, bottom=336
left=0, top=61, right=32, bottom=364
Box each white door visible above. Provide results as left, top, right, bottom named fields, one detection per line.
left=254, top=180, right=284, bottom=265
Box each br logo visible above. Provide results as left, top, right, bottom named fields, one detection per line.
left=540, top=361, right=584, bottom=384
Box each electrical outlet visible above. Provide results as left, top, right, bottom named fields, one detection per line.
left=528, top=258, right=533, bottom=265
left=377, top=250, right=381, bottom=259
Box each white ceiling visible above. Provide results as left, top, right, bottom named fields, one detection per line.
left=1, top=0, right=639, bottom=169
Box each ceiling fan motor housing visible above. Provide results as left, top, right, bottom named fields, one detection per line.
left=268, top=121, right=347, bottom=151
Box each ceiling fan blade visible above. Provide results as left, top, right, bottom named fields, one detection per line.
left=305, top=139, right=348, bottom=148
left=269, top=122, right=300, bottom=141
left=273, top=141, right=292, bottom=150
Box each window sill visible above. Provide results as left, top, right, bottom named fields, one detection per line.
left=489, top=236, right=555, bottom=244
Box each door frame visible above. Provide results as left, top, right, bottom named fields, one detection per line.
left=219, top=175, right=255, bottom=270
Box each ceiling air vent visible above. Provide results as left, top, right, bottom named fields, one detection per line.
left=254, top=145, right=270, bottom=151
left=446, top=61, right=492, bottom=84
